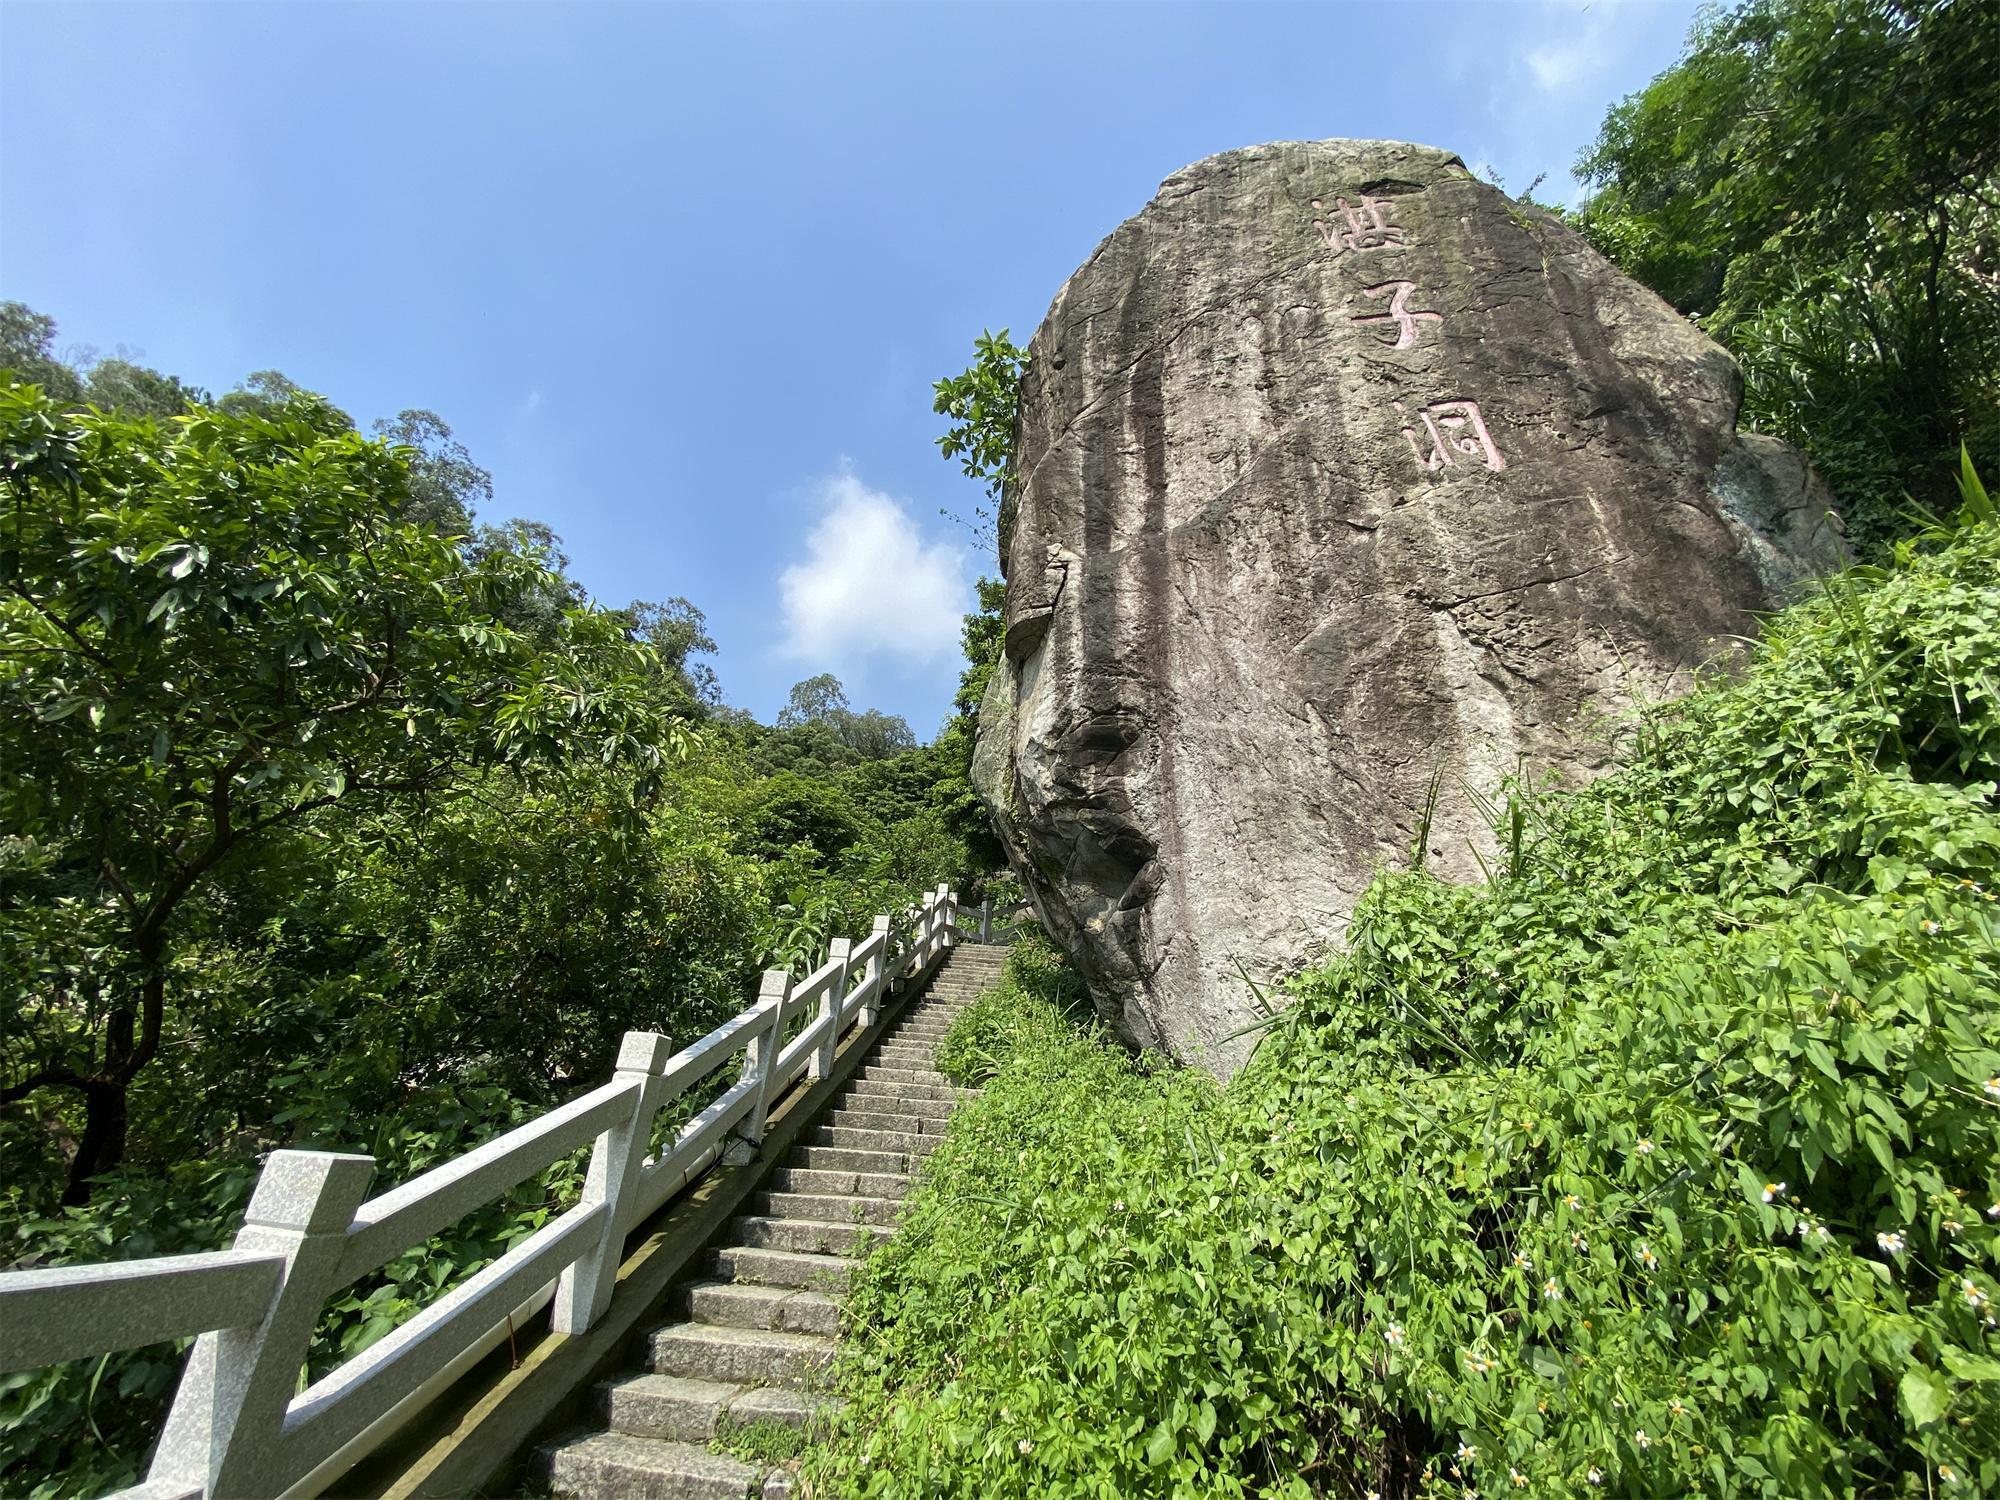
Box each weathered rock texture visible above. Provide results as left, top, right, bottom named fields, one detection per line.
left=972, top=139, right=1844, bottom=1075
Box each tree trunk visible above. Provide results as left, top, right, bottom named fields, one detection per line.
left=62, top=1078, right=129, bottom=1206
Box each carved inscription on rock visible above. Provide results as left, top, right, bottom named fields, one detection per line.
left=1314, top=189, right=1507, bottom=475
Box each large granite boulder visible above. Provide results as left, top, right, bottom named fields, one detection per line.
left=972, top=139, right=1844, bottom=1075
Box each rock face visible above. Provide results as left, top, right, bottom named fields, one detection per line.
left=972, top=139, right=1843, bottom=1076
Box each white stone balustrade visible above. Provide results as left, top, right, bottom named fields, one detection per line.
left=0, top=885, right=960, bottom=1500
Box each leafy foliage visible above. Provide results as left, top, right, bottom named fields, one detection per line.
left=0, top=385, right=676, bottom=1200
left=815, top=514, right=2000, bottom=1497
left=1574, top=0, right=2000, bottom=549
left=933, top=329, right=1028, bottom=555
left=0, top=316, right=1005, bottom=1496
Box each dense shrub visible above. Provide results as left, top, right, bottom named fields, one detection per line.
left=814, top=511, right=2000, bottom=1497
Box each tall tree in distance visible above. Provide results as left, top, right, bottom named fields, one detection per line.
left=373, top=408, right=493, bottom=534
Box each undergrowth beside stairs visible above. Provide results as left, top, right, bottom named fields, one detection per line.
left=808, top=502, right=2000, bottom=1498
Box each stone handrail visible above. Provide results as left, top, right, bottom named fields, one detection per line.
left=971, top=897, right=1035, bottom=945
left=0, top=883, right=962, bottom=1500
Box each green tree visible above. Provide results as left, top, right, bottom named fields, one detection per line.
left=742, top=771, right=863, bottom=864
left=1575, top=0, right=2000, bottom=544
left=777, top=671, right=851, bottom=728
left=371, top=408, right=491, bottom=534
left=774, top=673, right=916, bottom=759
left=931, top=576, right=1008, bottom=876
left=82, top=358, right=206, bottom=420
left=933, top=328, right=1028, bottom=553
left=619, top=595, right=724, bottom=714
left=0, top=384, right=675, bottom=1201
left=0, top=301, right=84, bottom=404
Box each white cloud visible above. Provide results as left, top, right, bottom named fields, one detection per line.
left=776, top=469, right=968, bottom=672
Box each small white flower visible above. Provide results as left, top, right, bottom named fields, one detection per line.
left=1811, top=1223, right=1832, bottom=1242
left=1587, top=1467, right=1604, bottom=1486
left=1963, top=1279, right=1990, bottom=1309
left=1512, top=1251, right=1534, bottom=1270
left=1384, top=1322, right=1406, bottom=1347
left=1457, top=1441, right=1479, bottom=1462
left=1989, top=1202, right=2000, bottom=1220
left=1571, top=1232, right=1589, bottom=1253
left=1113, top=1200, right=1125, bottom=1213
left=1510, top=1468, right=1527, bottom=1488
left=1922, top=919, right=1942, bottom=935
left=1668, top=1398, right=1686, bottom=1416
left=1635, top=1138, right=1655, bottom=1156
left=1985, top=1076, right=2000, bottom=1099
left=1564, top=1193, right=1583, bottom=1210
left=1877, top=1230, right=1907, bottom=1255
left=1944, top=1219, right=1963, bottom=1236
left=1634, top=1429, right=1650, bottom=1450
left=1762, top=1181, right=1786, bottom=1203
left=1543, top=1277, right=1563, bottom=1300
left=1635, top=1242, right=1659, bottom=1271
left=1017, top=1438, right=1032, bottom=1456
left=1940, top=1463, right=1959, bottom=1485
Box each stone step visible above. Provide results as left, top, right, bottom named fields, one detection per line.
left=843, top=1080, right=967, bottom=1105
left=844, top=1064, right=944, bottom=1088
left=598, top=1371, right=840, bottom=1445
left=826, top=1107, right=947, bottom=1137
left=712, top=1244, right=855, bottom=1291
left=679, top=1279, right=841, bottom=1335
left=811, top=1125, right=939, bottom=1157
left=730, top=1214, right=887, bottom=1256
left=833, top=1089, right=954, bottom=1120
left=650, top=1321, right=834, bottom=1384
left=772, top=1166, right=910, bottom=1199
left=757, top=1189, right=902, bottom=1226
left=856, top=1065, right=951, bottom=1086
left=534, top=1430, right=765, bottom=1500
left=789, top=1144, right=913, bottom=1175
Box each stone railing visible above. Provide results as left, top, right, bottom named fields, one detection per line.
left=970, top=897, right=1035, bottom=945
left=0, top=884, right=962, bottom=1500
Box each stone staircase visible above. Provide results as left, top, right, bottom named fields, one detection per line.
left=535, top=942, right=1009, bottom=1499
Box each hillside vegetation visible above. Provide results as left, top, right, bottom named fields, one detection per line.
left=814, top=495, right=2000, bottom=1497
left=0, top=364, right=1004, bottom=1497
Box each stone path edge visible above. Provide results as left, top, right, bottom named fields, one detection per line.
left=335, top=944, right=958, bottom=1500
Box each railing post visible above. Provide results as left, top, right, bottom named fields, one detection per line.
left=979, top=898, right=992, bottom=944
left=863, top=915, right=890, bottom=1028
left=734, top=969, right=792, bottom=1154
left=552, top=1031, right=671, bottom=1336
left=149, top=1150, right=375, bottom=1499
left=812, top=938, right=851, bottom=1080
left=946, top=888, right=961, bottom=948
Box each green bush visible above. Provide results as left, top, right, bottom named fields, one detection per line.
left=812, top=514, right=2000, bottom=1497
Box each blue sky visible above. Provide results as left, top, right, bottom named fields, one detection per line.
left=1, top=0, right=1702, bottom=734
